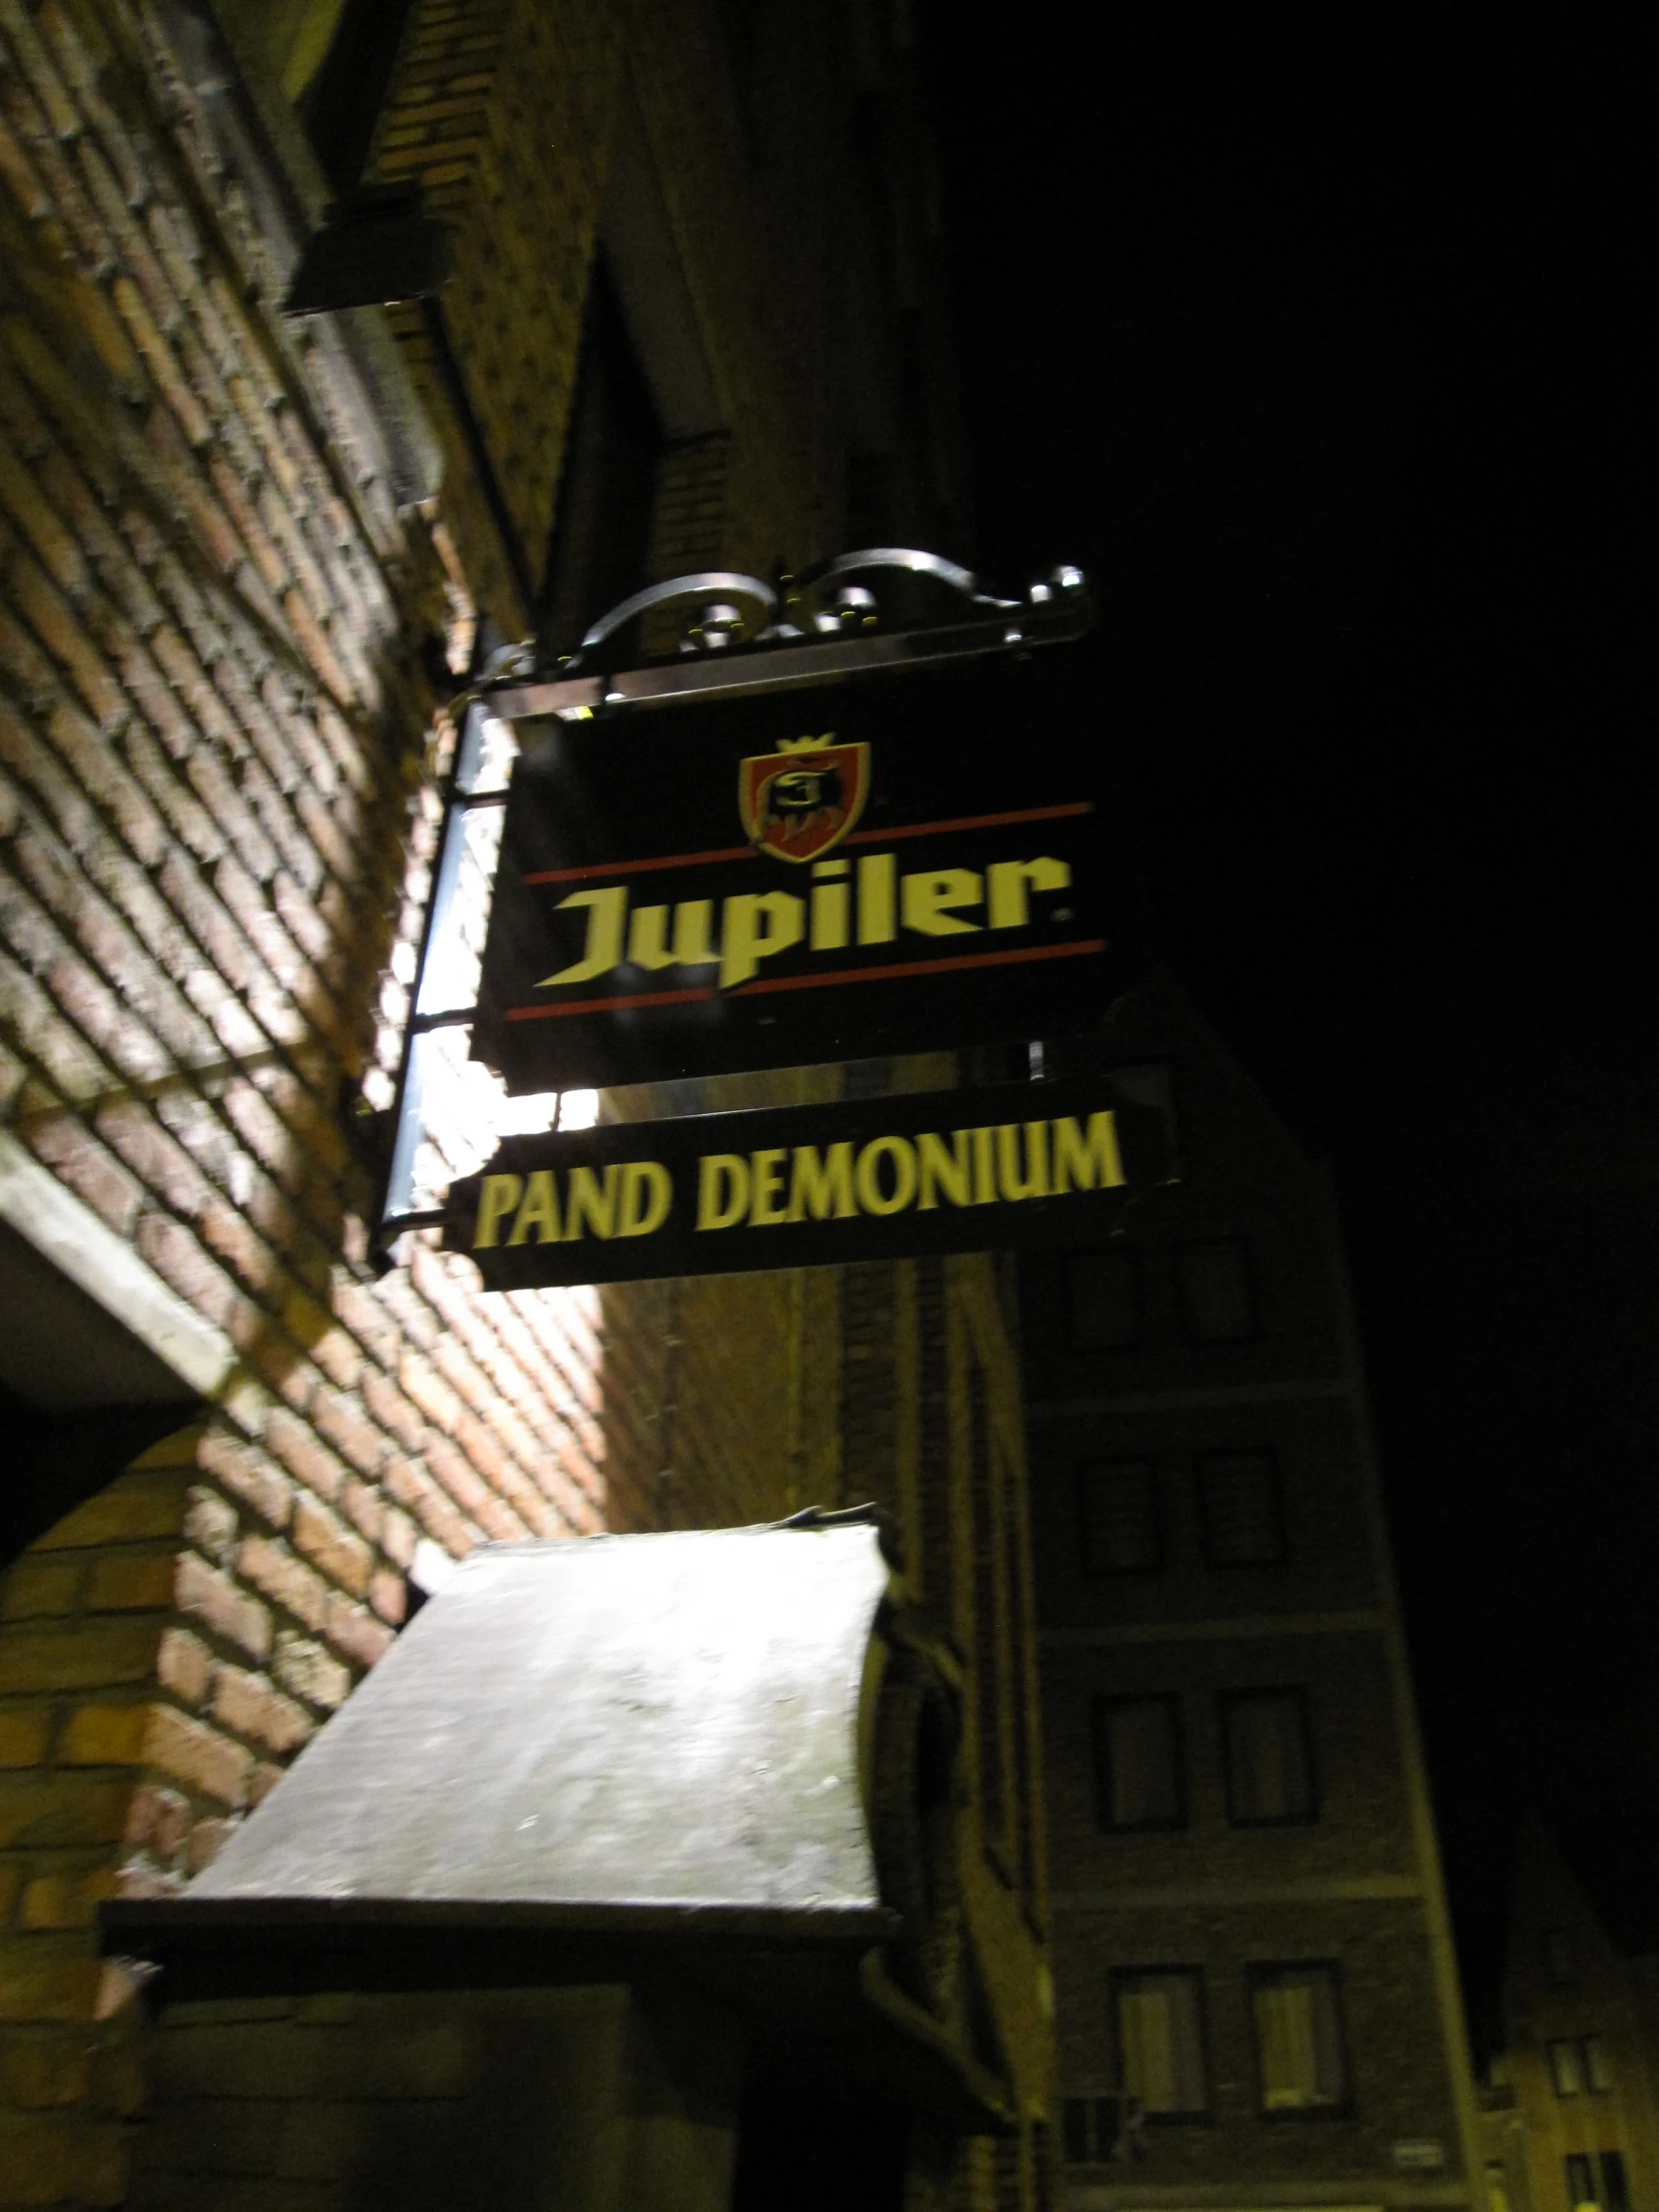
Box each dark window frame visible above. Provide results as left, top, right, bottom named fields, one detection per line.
left=1176, top=1237, right=1260, bottom=1345
left=1220, top=1687, right=1319, bottom=1828
left=1091, top=1695, right=1187, bottom=1835
left=1196, top=1445, right=1287, bottom=1568
left=1076, top=1457, right=1164, bottom=1577
left=1110, top=1964, right=1214, bottom=2122
left=1064, top=1247, right=1143, bottom=1353
left=1246, top=1959, right=1353, bottom=2120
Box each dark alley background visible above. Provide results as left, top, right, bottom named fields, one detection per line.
left=927, top=12, right=1656, bottom=2031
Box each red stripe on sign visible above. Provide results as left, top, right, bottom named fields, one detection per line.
left=843, top=800, right=1094, bottom=844
left=524, top=844, right=757, bottom=885
left=735, top=937, right=1107, bottom=996
left=504, top=984, right=718, bottom=1021
left=520, top=799, right=1094, bottom=885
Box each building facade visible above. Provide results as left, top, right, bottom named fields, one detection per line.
left=1018, top=975, right=1481, bottom=2212
left=1480, top=1822, right=1659, bottom=2212
left=0, top=3, right=1046, bottom=2205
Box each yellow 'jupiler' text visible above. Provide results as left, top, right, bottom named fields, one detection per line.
left=472, top=1112, right=1124, bottom=1249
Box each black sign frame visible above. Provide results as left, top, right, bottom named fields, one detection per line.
left=444, top=1069, right=1176, bottom=1290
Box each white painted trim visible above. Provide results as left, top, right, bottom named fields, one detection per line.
left=0, top=1130, right=237, bottom=1400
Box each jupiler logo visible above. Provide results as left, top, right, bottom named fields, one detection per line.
left=738, top=736, right=870, bottom=863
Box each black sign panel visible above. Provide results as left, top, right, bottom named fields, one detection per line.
left=444, top=1070, right=1176, bottom=1289
left=473, top=651, right=1123, bottom=1092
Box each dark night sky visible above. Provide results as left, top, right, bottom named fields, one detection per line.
left=927, top=15, right=1656, bottom=2026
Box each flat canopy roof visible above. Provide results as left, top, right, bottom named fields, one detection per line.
left=112, top=1521, right=893, bottom=1956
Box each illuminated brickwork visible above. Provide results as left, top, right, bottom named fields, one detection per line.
left=0, top=0, right=1028, bottom=2204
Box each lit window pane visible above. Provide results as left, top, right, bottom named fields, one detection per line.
left=1565, top=2155, right=1597, bottom=2211
left=1116, top=1970, right=1208, bottom=2115
left=1584, top=2037, right=1612, bottom=2093
left=1224, top=1691, right=1315, bottom=1824
left=1252, top=1964, right=1347, bottom=2111
left=1549, top=2041, right=1585, bottom=2096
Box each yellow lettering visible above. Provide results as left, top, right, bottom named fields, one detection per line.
left=900, top=867, right=982, bottom=935
left=721, top=891, right=805, bottom=987
left=474, top=1172, right=522, bottom=1249
left=857, top=852, right=896, bottom=943
left=507, top=1169, right=561, bottom=1245
left=627, top=904, right=675, bottom=970
left=697, top=1153, right=751, bottom=1230
left=617, top=1160, right=673, bottom=1237
left=1051, top=1112, right=1125, bottom=1193
left=787, top=1142, right=856, bottom=1221
left=855, top=1134, right=917, bottom=1216
left=539, top=885, right=628, bottom=986
left=986, top=855, right=1070, bottom=929
left=565, top=1163, right=620, bottom=1240
left=811, top=877, right=849, bottom=949
left=996, top=1121, right=1050, bottom=1201
left=969, top=1125, right=996, bottom=1204
left=672, top=899, right=719, bottom=967
left=749, top=1148, right=789, bottom=1226
left=917, top=1130, right=971, bottom=1210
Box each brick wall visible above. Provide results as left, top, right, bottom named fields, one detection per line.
left=0, top=2, right=1035, bottom=2203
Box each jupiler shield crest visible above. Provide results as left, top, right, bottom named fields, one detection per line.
left=738, top=736, right=870, bottom=863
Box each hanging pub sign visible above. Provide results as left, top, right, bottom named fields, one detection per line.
left=470, top=649, right=1125, bottom=1093
left=444, top=1067, right=1177, bottom=1290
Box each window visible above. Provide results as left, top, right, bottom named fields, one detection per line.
left=1197, top=1448, right=1286, bottom=1566
left=538, top=257, right=664, bottom=658
left=1113, top=1969, right=1209, bottom=2117
left=1093, top=1698, right=1184, bottom=1832
left=1222, top=1690, right=1317, bottom=1825
left=1566, top=2156, right=1599, bottom=2212
left=1067, top=1250, right=1139, bottom=1350
left=1078, top=1460, right=1162, bottom=1575
left=1600, top=2153, right=1630, bottom=2212
left=1551, top=2041, right=1585, bottom=2096
left=1249, top=1963, right=1349, bottom=2114
left=1178, top=1239, right=1256, bottom=1342
left=1551, top=2037, right=1612, bottom=2096
left=1060, top=2097, right=1132, bottom=2165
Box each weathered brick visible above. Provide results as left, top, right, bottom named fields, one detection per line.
left=144, top=1702, right=251, bottom=1809
left=0, top=1617, right=160, bottom=1695
left=0, top=1951, right=105, bottom=2023
left=271, top=1630, right=349, bottom=1713
left=123, top=1782, right=188, bottom=1861
left=360, top=1363, right=427, bottom=1454
left=0, top=1555, right=83, bottom=1620
left=0, top=1772, right=131, bottom=1850
left=20, top=1863, right=115, bottom=1932
left=156, top=1626, right=214, bottom=1707
left=84, top=1550, right=175, bottom=1612
left=237, top=1534, right=327, bottom=1635
left=367, top=1569, right=407, bottom=1626
left=262, top=1406, right=346, bottom=1505
left=195, top=1430, right=292, bottom=1531
left=310, top=1386, right=387, bottom=1479
left=291, top=1492, right=372, bottom=1597
left=322, top=1594, right=393, bottom=1671
left=211, top=1662, right=311, bottom=1755
left=398, top=1349, right=459, bottom=1435
left=0, top=1708, right=52, bottom=1767
left=174, top=1551, right=271, bottom=1660
left=58, top=1702, right=150, bottom=1765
